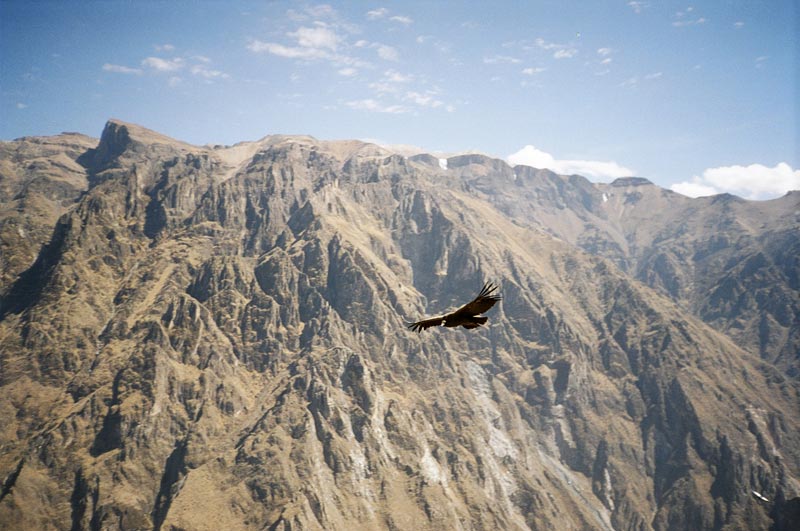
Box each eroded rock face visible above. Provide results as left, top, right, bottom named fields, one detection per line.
left=0, top=120, right=798, bottom=530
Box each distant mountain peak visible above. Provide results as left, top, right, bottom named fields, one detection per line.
left=101, top=119, right=196, bottom=149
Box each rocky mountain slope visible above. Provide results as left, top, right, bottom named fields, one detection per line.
left=1, top=120, right=798, bottom=530
left=0, top=132, right=94, bottom=290
left=441, top=158, right=800, bottom=376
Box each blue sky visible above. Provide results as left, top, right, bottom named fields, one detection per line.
left=1, top=1, right=797, bottom=198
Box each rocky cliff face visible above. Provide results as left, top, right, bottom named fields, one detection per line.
left=0, top=120, right=798, bottom=530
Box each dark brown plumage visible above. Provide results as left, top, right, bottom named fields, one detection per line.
left=407, top=282, right=501, bottom=333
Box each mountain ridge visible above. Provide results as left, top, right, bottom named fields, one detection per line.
left=0, top=120, right=798, bottom=530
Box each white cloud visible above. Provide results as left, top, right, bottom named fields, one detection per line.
left=338, top=67, right=357, bottom=76
left=484, top=55, right=522, bottom=64
left=522, top=67, right=546, bottom=75
left=106, top=53, right=227, bottom=84
left=246, top=40, right=271, bottom=53
left=669, top=179, right=718, bottom=198
left=305, top=4, right=335, bottom=18
left=247, top=24, right=370, bottom=68
left=734, top=21, right=745, bottom=29
left=404, top=91, right=443, bottom=108
left=16, top=102, right=27, bottom=109
left=627, top=1, right=647, bottom=14
left=289, top=26, right=339, bottom=50
left=384, top=69, right=413, bottom=83
left=248, top=40, right=321, bottom=58
left=349, top=38, right=399, bottom=61
left=366, top=8, right=412, bottom=24
left=672, top=17, right=705, bottom=27
left=346, top=98, right=408, bottom=114
left=154, top=44, right=175, bottom=52
left=673, top=9, right=706, bottom=27
left=248, top=37, right=366, bottom=67
left=363, top=70, right=451, bottom=112
left=671, top=163, right=800, bottom=199
left=191, top=64, right=229, bottom=79
left=377, top=44, right=399, bottom=61
left=366, top=8, right=389, bottom=19
left=142, top=56, right=185, bottom=71
left=595, top=47, right=614, bottom=72
left=534, top=38, right=577, bottom=59
left=507, top=145, right=635, bottom=180
left=553, top=49, right=577, bottom=59
left=534, top=38, right=558, bottom=51
left=369, top=81, right=398, bottom=94
left=390, top=15, right=413, bottom=24
left=287, top=4, right=337, bottom=22
left=368, top=70, right=414, bottom=95
left=103, top=63, right=143, bottom=75
left=619, top=72, right=660, bottom=88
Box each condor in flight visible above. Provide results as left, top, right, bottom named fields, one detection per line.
left=407, top=282, right=501, bottom=333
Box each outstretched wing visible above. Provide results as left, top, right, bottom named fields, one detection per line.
left=406, top=316, right=445, bottom=333
left=451, top=282, right=501, bottom=317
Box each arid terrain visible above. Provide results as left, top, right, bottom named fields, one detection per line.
left=1, top=120, right=798, bottom=530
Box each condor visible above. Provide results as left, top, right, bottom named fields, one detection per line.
left=407, top=282, right=501, bottom=333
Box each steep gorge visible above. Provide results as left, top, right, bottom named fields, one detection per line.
left=0, top=120, right=798, bottom=530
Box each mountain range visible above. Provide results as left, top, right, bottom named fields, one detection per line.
left=1, top=120, right=798, bottom=530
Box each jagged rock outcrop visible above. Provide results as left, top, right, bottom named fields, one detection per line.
left=0, top=120, right=798, bottom=530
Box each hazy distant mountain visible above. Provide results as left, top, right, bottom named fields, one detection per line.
left=0, top=120, right=798, bottom=530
